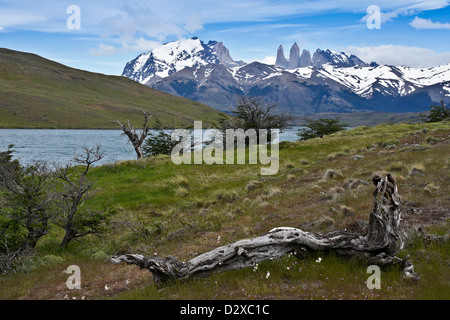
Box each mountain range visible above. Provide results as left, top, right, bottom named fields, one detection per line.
left=122, top=38, right=450, bottom=115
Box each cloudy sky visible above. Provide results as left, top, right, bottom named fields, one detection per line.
left=1, top=0, right=449, bottom=75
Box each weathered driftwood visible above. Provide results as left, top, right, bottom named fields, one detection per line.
left=111, top=173, right=420, bottom=284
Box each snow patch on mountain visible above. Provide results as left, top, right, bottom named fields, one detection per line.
left=122, top=38, right=450, bottom=112
left=122, top=37, right=240, bottom=85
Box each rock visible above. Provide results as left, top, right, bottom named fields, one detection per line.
left=409, top=165, right=425, bottom=176
left=340, top=205, right=355, bottom=217
left=288, top=42, right=301, bottom=69
left=343, top=178, right=369, bottom=189
left=317, top=216, right=335, bottom=229
left=408, top=208, right=423, bottom=215
left=245, top=180, right=263, bottom=191
left=329, top=207, right=340, bottom=214
left=357, top=220, right=368, bottom=231
left=275, top=45, right=289, bottom=68
left=300, top=159, right=310, bottom=165
left=300, top=221, right=316, bottom=230
left=263, top=213, right=282, bottom=221
left=300, top=49, right=312, bottom=67
left=322, top=169, right=343, bottom=180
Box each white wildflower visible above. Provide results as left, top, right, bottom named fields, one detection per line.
left=316, top=257, right=322, bottom=263
left=266, top=271, right=270, bottom=279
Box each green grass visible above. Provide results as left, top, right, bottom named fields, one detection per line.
left=294, top=111, right=426, bottom=127
left=0, top=120, right=449, bottom=300
left=0, top=48, right=224, bottom=128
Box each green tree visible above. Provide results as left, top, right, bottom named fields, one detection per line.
left=297, top=117, right=346, bottom=140
left=142, top=119, right=180, bottom=157
left=421, top=99, right=449, bottom=123
left=0, top=148, right=55, bottom=273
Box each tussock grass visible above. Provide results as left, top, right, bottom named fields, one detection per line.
left=245, top=180, right=263, bottom=191
left=327, top=152, right=348, bottom=160
left=388, top=161, right=407, bottom=172
left=169, top=175, right=189, bottom=188
left=409, top=163, right=425, bottom=176
left=322, top=169, right=344, bottom=180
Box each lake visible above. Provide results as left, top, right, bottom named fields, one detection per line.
left=0, top=128, right=304, bottom=166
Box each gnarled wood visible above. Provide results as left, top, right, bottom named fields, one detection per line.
left=116, top=111, right=151, bottom=160
left=111, top=173, right=420, bottom=284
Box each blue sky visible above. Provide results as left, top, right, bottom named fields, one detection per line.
left=1, top=0, right=450, bottom=75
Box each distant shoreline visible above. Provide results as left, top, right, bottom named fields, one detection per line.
left=0, top=111, right=426, bottom=129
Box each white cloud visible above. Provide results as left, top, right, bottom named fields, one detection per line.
left=93, top=3, right=203, bottom=55
left=346, top=44, right=450, bottom=68
left=89, top=43, right=117, bottom=57
left=410, top=17, right=450, bottom=29
left=89, top=38, right=160, bottom=56
left=100, top=4, right=203, bottom=41
left=199, top=0, right=450, bottom=23
left=257, top=56, right=276, bottom=65
left=0, top=9, right=46, bottom=29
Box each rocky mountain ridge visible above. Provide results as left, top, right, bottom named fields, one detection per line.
left=122, top=38, right=450, bottom=114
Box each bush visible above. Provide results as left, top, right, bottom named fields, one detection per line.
left=421, top=100, right=449, bottom=123
left=298, top=118, right=346, bottom=140
left=143, top=129, right=178, bottom=157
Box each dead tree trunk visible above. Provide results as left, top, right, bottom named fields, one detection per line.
left=116, top=111, right=151, bottom=160
left=111, top=173, right=420, bottom=285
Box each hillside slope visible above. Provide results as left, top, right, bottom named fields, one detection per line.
left=0, top=48, right=223, bottom=128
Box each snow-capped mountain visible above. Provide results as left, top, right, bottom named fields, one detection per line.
left=122, top=37, right=244, bottom=86
left=122, top=38, right=450, bottom=114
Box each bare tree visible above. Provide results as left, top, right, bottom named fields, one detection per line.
left=116, top=111, right=152, bottom=160
left=112, top=173, right=420, bottom=285
left=230, top=96, right=292, bottom=132
left=53, top=144, right=111, bottom=247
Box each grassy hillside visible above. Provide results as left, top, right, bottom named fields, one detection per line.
left=0, top=121, right=449, bottom=300
left=0, top=48, right=223, bottom=128
left=293, top=111, right=425, bottom=127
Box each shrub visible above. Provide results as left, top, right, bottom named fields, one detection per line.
left=143, top=129, right=178, bottom=157
left=298, top=118, right=346, bottom=140
left=421, top=100, right=449, bottom=123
